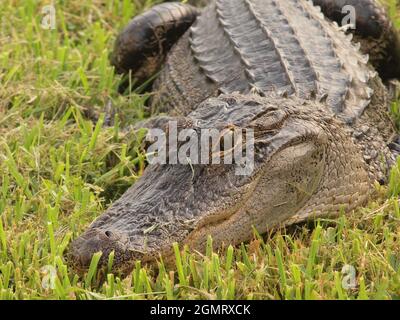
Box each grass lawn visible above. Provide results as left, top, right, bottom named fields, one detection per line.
left=1, top=0, right=400, bottom=300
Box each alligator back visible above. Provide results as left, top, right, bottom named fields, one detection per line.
left=152, top=0, right=378, bottom=121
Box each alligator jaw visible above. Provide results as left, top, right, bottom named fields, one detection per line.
left=67, top=161, right=256, bottom=275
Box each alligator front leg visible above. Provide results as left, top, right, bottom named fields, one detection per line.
left=111, top=2, right=200, bottom=93
left=314, top=0, right=400, bottom=80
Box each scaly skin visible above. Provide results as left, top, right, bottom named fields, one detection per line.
left=312, top=0, right=400, bottom=79
left=67, top=0, right=398, bottom=275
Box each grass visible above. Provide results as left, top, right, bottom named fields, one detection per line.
left=0, top=0, right=400, bottom=300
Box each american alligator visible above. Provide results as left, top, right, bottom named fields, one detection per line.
left=68, top=0, right=400, bottom=275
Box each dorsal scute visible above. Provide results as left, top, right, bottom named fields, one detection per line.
left=188, top=0, right=375, bottom=122
left=303, top=0, right=376, bottom=121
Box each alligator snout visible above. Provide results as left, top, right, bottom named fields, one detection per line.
left=67, top=228, right=138, bottom=275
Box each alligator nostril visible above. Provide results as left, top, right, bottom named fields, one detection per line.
left=105, top=230, right=113, bottom=238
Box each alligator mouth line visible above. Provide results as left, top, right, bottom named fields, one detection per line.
left=110, top=171, right=261, bottom=271
left=176, top=165, right=272, bottom=251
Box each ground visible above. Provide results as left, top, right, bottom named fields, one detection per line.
left=0, top=0, right=400, bottom=300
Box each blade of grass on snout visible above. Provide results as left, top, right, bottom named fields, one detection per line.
left=85, top=252, right=102, bottom=288
left=173, top=242, right=188, bottom=286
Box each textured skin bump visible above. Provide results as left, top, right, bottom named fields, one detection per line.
left=312, top=0, right=390, bottom=38
left=173, top=0, right=400, bottom=79
left=151, top=31, right=219, bottom=114
left=312, top=0, right=400, bottom=80
left=153, top=0, right=375, bottom=122
left=190, top=0, right=252, bottom=93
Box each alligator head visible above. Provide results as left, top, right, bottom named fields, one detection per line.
left=67, top=93, right=372, bottom=275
